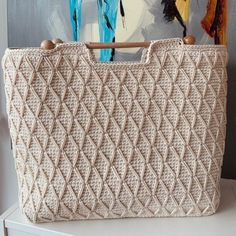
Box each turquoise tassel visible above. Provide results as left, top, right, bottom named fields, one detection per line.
left=69, top=0, right=119, bottom=61
left=70, top=0, right=83, bottom=41
left=97, top=0, right=119, bottom=61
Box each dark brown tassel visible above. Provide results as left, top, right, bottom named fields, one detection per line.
left=103, top=14, right=114, bottom=31
left=120, top=0, right=125, bottom=17
left=110, top=36, right=116, bottom=61
left=210, top=0, right=222, bottom=44
left=120, top=0, right=126, bottom=28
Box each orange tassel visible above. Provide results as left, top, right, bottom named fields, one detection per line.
left=201, top=0, right=217, bottom=37
left=201, top=0, right=227, bottom=45
left=218, top=0, right=227, bottom=45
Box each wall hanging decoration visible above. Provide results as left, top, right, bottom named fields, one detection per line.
left=68, top=0, right=227, bottom=62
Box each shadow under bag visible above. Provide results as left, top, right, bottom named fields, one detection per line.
left=2, top=38, right=228, bottom=223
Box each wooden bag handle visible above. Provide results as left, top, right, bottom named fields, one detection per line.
left=86, top=41, right=151, bottom=49
left=40, top=35, right=196, bottom=50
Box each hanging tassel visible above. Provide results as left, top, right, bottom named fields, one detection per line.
left=201, top=0, right=227, bottom=45
left=110, top=36, right=116, bottom=61
left=176, top=0, right=190, bottom=23
left=98, top=0, right=103, bottom=7
left=201, top=0, right=217, bottom=37
left=217, top=0, right=227, bottom=45
left=120, top=0, right=126, bottom=29
left=97, top=0, right=119, bottom=61
left=161, top=0, right=187, bottom=37
left=69, top=0, right=83, bottom=41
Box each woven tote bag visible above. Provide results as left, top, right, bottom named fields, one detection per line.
left=2, top=38, right=228, bottom=223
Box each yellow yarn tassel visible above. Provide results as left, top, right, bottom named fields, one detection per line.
left=176, top=0, right=190, bottom=22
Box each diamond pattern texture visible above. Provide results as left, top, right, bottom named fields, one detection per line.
left=2, top=38, right=228, bottom=223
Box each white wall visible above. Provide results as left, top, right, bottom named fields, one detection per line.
left=0, top=0, right=18, bottom=214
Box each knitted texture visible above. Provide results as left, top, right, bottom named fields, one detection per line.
left=2, top=38, right=228, bottom=223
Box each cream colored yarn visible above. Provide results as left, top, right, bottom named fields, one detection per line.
left=2, top=38, right=228, bottom=223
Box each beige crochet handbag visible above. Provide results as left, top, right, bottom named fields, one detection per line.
left=2, top=36, right=228, bottom=223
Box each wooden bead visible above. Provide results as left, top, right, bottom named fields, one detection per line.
left=40, top=40, right=55, bottom=50
left=183, top=35, right=196, bottom=45
left=52, top=38, right=63, bottom=44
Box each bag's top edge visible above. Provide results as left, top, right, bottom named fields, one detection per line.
left=5, top=38, right=227, bottom=53
left=2, top=38, right=228, bottom=68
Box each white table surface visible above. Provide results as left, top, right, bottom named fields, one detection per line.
left=1, top=178, right=236, bottom=236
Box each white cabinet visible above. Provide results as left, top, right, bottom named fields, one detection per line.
left=1, top=179, right=236, bottom=236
